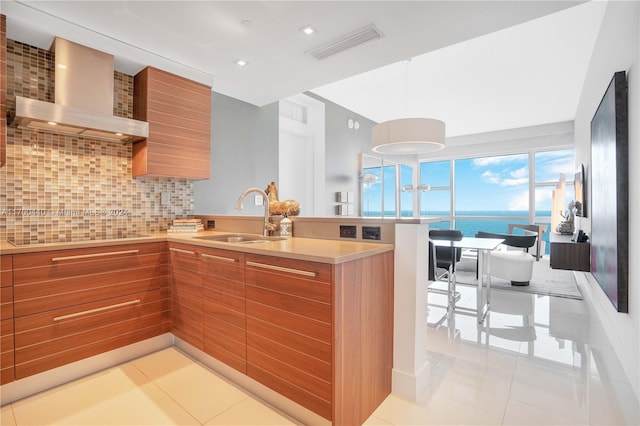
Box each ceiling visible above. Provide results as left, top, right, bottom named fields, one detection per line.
left=2, top=1, right=606, bottom=138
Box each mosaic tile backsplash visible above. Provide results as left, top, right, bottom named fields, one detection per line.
left=1, top=39, right=194, bottom=245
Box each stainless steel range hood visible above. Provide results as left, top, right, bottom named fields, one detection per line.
left=13, top=38, right=148, bottom=143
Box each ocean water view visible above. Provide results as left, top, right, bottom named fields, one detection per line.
left=364, top=210, right=553, bottom=255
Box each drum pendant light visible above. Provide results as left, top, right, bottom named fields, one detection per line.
left=372, top=59, right=445, bottom=154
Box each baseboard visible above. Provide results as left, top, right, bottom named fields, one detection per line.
left=0, top=333, right=174, bottom=406
left=574, top=271, right=640, bottom=404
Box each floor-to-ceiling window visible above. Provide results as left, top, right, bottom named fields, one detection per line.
left=419, top=148, right=575, bottom=254
left=419, top=160, right=451, bottom=229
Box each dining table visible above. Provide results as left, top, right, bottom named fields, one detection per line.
left=432, top=236, right=504, bottom=323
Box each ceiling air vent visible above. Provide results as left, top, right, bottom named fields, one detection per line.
left=308, top=24, right=384, bottom=60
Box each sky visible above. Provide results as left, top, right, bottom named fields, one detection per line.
left=364, top=149, right=576, bottom=215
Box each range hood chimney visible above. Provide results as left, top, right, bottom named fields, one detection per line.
left=12, top=38, right=148, bottom=143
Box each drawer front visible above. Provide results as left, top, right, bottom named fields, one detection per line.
left=246, top=254, right=332, bottom=285
left=15, top=289, right=169, bottom=344
left=0, top=318, right=14, bottom=384
left=199, top=248, right=245, bottom=282
left=14, top=289, right=170, bottom=379
left=14, top=274, right=168, bottom=317
left=14, top=243, right=169, bottom=317
left=14, top=242, right=168, bottom=276
left=16, top=325, right=168, bottom=380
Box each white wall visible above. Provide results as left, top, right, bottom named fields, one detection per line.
left=194, top=92, right=279, bottom=215
left=573, top=0, right=639, bottom=400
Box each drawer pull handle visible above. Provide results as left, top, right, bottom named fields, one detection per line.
left=246, top=261, right=317, bottom=277
left=53, top=299, right=141, bottom=322
left=52, top=249, right=139, bottom=262
left=169, top=248, right=196, bottom=255
left=201, top=253, right=237, bottom=263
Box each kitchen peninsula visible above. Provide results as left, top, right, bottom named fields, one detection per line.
left=0, top=229, right=395, bottom=426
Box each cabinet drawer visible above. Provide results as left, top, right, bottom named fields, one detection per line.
left=15, top=325, right=168, bottom=380
left=200, top=248, right=245, bottom=283
left=246, top=254, right=332, bottom=283
left=15, top=289, right=169, bottom=343
left=14, top=242, right=169, bottom=317
left=14, top=273, right=168, bottom=317
left=15, top=289, right=170, bottom=379
left=14, top=242, right=167, bottom=273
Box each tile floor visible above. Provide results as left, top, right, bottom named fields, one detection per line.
left=0, top=348, right=298, bottom=425
left=1, top=265, right=639, bottom=425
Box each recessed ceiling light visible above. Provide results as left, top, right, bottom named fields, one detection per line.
left=47, top=121, right=57, bottom=126
left=300, top=25, right=317, bottom=35
left=234, top=59, right=249, bottom=67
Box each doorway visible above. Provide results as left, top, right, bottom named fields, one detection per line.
left=278, top=94, right=325, bottom=216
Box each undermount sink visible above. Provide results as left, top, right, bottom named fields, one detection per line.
left=194, top=233, right=285, bottom=244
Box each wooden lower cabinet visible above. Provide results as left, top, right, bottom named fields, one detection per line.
left=168, top=243, right=394, bottom=425
left=245, top=251, right=394, bottom=425
left=200, top=247, right=246, bottom=374
left=169, top=243, right=203, bottom=349
left=549, top=233, right=590, bottom=271
left=1, top=254, right=14, bottom=384
left=245, top=254, right=333, bottom=418
left=12, top=242, right=170, bottom=379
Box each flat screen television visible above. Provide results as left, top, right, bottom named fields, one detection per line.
left=574, top=164, right=585, bottom=217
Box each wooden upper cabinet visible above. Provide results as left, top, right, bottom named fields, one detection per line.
left=133, top=66, right=211, bottom=179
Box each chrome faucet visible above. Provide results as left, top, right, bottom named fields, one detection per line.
left=234, top=187, right=277, bottom=236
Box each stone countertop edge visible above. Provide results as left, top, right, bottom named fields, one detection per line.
left=0, top=231, right=394, bottom=265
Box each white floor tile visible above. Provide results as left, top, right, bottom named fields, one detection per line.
left=204, top=398, right=298, bottom=425
left=503, top=398, right=583, bottom=425
left=133, top=348, right=250, bottom=424
left=11, top=363, right=199, bottom=425
left=1, top=405, right=16, bottom=426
